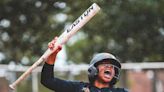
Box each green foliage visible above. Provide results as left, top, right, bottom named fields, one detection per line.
left=67, top=0, right=164, bottom=63
left=0, top=0, right=163, bottom=65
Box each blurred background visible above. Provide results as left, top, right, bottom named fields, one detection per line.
left=0, top=0, right=164, bottom=92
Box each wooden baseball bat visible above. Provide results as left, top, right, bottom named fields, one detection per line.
left=9, top=3, right=100, bottom=90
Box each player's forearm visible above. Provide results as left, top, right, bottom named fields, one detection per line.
left=41, top=62, right=70, bottom=91
left=41, top=63, right=55, bottom=89
left=45, top=53, right=57, bottom=65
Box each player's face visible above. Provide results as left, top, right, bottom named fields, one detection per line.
left=97, top=60, right=115, bottom=83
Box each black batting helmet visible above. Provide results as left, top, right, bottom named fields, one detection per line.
left=88, top=52, right=121, bottom=85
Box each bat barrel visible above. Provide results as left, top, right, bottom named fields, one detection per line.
left=57, top=3, right=100, bottom=45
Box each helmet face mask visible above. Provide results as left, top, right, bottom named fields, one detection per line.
left=88, top=53, right=121, bottom=85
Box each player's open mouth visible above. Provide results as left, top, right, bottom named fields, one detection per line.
left=104, top=70, right=112, bottom=78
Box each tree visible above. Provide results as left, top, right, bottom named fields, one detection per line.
left=67, top=0, right=164, bottom=63
left=0, top=0, right=163, bottom=65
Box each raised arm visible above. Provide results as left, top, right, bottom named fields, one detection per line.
left=40, top=37, right=80, bottom=92
left=41, top=37, right=62, bottom=90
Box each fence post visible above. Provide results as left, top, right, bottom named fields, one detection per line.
left=32, top=72, right=38, bottom=92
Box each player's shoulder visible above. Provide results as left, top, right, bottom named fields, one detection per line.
left=113, top=87, right=129, bottom=92
left=79, top=81, right=90, bottom=86
left=70, top=81, right=89, bottom=87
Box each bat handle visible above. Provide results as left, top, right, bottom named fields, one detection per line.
left=9, top=48, right=55, bottom=90
left=9, top=57, right=43, bottom=89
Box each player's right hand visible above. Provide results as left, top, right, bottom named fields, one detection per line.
left=48, top=37, right=62, bottom=53
left=46, top=37, right=62, bottom=65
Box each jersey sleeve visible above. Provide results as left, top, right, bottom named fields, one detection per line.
left=40, top=62, right=81, bottom=92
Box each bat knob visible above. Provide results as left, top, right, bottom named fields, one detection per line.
left=9, top=84, right=15, bottom=90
